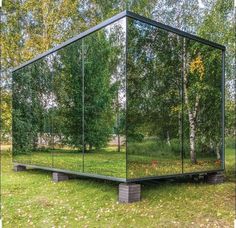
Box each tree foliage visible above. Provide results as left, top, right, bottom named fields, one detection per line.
left=1, top=0, right=235, bottom=160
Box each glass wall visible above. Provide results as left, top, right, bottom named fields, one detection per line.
left=126, top=18, right=183, bottom=179
left=83, top=18, right=126, bottom=177
left=126, top=17, right=223, bottom=179
left=12, top=66, right=33, bottom=164
left=12, top=17, right=127, bottom=178
left=12, top=14, right=224, bottom=180
left=182, top=38, right=223, bottom=173
left=52, top=41, right=83, bottom=172
left=30, top=58, right=54, bottom=167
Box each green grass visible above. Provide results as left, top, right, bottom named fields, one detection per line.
left=14, top=150, right=221, bottom=179
left=1, top=146, right=235, bottom=227
left=13, top=138, right=222, bottom=179
left=14, top=148, right=127, bottom=178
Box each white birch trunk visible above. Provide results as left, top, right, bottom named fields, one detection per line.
left=183, top=39, right=198, bottom=164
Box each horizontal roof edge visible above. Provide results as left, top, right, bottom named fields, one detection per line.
left=12, top=10, right=127, bottom=72
left=126, top=10, right=226, bottom=51
left=12, top=10, right=225, bottom=73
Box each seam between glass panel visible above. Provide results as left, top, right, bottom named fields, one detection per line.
left=82, top=39, right=85, bottom=173
left=181, top=38, right=184, bottom=175
left=222, top=50, right=225, bottom=171
left=125, top=16, right=128, bottom=181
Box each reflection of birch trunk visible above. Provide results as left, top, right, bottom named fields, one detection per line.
left=117, top=87, right=121, bottom=152
left=117, top=112, right=121, bottom=152
left=178, top=110, right=183, bottom=157
left=117, top=132, right=121, bottom=152
left=166, top=131, right=171, bottom=146
left=215, top=142, right=221, bottom=160
left=183, top=39, right=200, bottom=164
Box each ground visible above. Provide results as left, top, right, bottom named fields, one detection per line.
left=1, top=146, right=235, bottom=227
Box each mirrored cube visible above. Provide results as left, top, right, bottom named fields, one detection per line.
left=12, top=11, right=225, bottom=183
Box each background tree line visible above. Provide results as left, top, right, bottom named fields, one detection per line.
left=1, top=0, right=234, bottom=147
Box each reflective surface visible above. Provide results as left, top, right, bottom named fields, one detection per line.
left=52, top=41, right=83, bottom=172
left=12, top=66, right=33, bottom=164
left=30, top=58, right=53, bottom=167
left=12, top=18, right=127, bottom=178
left=182, top=39, right=223, bottom=172
left=12, top=15, right=224, bottom=180
left=126, top=19, right=183, bottom=178
left=83, top=18, right=126, bottom=177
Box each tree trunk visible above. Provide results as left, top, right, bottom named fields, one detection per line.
left=116, top=86, right=121, bottom=153
left=183, top=39, right=198, bottom=164
left=178, top=110, right=184, bottom=157
left=166, top=131, right=171, bottom=146
left=215, top=143, right=221, bottom=160
left=189, top=114, right=197, bottom=163
left=89, top=144, right=92, bottom=152
left=117, top=134, right=121, bottom=153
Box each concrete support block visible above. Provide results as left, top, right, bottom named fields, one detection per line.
left=14, top=165, right=26, bottom=172
left=119, top=183, right=141, bottom=203
left=206, top=172, right=224, bottom=184
left=52, top=172, right=69, bottom=182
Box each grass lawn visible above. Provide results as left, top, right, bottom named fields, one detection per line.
left=1, top=146, right=235, bottom=227
left=13, top=144, right=221, bottom=179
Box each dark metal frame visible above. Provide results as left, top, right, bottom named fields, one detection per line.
left=12, top=11, right=225, bottom=183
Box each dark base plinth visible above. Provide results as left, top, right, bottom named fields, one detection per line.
left=14, top=165, right=26, bottom=172
left=206, top=172, right=224, bottom=184
left=119, top=183, right=141, bottom=203
left=52, top=172, right=69, bottom=182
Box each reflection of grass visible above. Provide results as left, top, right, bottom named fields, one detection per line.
left=183, top=159, right=221, bottom=173
left=127, top=155, right=220, bottom=178
left=2, top=147, right=234, bottom=227
left=128, top=159, right=182, bottom=178
left=14, top=148, right=126, bottom=178
left=84, top=149, right=126, bottom=177
left=13, top=139, right=225, bottom=179
left=128, top=139, right=179, bottom=158
left=14, top=149, right=220, bottom=180
left=127, top=139, right=220, bottom=178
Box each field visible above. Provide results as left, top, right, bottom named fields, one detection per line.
left=1, top=145, right=235, bottom=227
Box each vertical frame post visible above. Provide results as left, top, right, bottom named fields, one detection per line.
left=125, top=16, right=128, bottom=181
left=82, top=39, right=85, bottom=173
left=221, top=50, right=225, bottom=170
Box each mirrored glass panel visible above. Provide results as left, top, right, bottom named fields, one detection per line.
left=52, top=42, right=83, bottom=172
left=12, top=67, right=33, bottom=164
left=12, top=13, right=224, bottom=181
left=30, top=58, right=53, bottom=167
left=83, top=18, right=126, bottom=178
left=126, top=18, right=183, bottom=179
left=183, top=39, right=223, bottom=172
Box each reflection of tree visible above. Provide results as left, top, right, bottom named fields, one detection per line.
left=83, top=21, right=126, bottom=151
left=127, top=19, right=222, bottom=164
left=127, top=19, right=182, bottom=145
left=183, top=41, right=222, bottom=163
left=13, top=20, right=126, bottom=154
left=12, top=67, right=33, bottom=154
left=13, top=17, right=222, bottom=165
left=50, top=20, right=126, bottom=151
left=183, top=41, right=202, bottom=164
